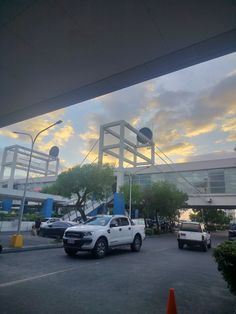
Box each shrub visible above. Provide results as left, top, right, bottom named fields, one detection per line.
left=213, top=241, right=236, bottom=295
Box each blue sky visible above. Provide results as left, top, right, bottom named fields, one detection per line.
left=0, top=52, right=236, bottom=171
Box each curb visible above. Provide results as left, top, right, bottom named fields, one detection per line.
left=2, top=244, right=63, bottom=254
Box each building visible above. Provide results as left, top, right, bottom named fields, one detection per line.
left=124, top=157, right=236, bottom=210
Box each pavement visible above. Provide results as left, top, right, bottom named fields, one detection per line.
left=0, top=231, right=63, bottom=253
left=0, top=232, right=235, bottom=314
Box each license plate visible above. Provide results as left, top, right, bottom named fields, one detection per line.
left=67, top=239, right=75, bottom=244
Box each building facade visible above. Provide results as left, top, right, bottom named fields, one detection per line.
left=124, top=157, right=236, bottom=209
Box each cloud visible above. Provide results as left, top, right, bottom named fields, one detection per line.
left=36, top=123, right=75, bottom=152
left=185, top=151, right=236, bottom=162
left=184, top=123, right=217, bottom=137
left=0, top=129, right=19, bottom=139
left=226, top=133, right=236, bottom=142
left=222, top=117, right=236, bottom=132
left=79, top=125, right=99, bottom=141
left=77, top=71, right=236, bottom=165
left=160, top=142, right=195, bottom=156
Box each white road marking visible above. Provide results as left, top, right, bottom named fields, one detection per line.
left=0, top=267, right=78, bottom=288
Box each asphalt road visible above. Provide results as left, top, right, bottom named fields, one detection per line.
left=0, top=233, right=235, bottom=314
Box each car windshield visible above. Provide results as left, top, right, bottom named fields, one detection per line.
left=230, top=224, right=236, bottom=230
left=180, top=223, right=201, bottom=232
left=84, top=216, right=111, bottom=226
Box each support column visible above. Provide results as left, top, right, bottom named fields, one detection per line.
left=0, top=147, right=7, bottom=183
left=8, top=147, right=18, bottom=189
left=116, top=121, right=125, bottom=192
left=113, top=192, right=125, bottom=215
left=42, top=198, right=53, bottom=218
left=98, top=125, right=104, bottom=164
left=151, top=142, right=155, bottom=165
left=2, top=199, right=12, bottom=212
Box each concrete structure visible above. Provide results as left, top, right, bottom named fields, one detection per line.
left=125, top=157, right=236, bottom=209
left=98, top=120, right=155, bottom=191
left=1, top=1, right=236, bottom=127
left=0, top=145, right=64, bottom=218
left=0, top=145, right=59, bottom=190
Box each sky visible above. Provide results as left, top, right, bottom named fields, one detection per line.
left=0, top=52, right=236, bottom=173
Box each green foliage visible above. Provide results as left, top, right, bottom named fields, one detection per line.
left=190, top=208, right=230, bottom=227
left=120, top=183, right=143, bottom=209
left=0, top=212, right=16, bottom=221
left=213, top=241, right=236, bottom=295
left=41, top=163, right=115, bottom=219
left=143, top=182, right=188, bottom=221
left=120, top=181, right=188, bottom=221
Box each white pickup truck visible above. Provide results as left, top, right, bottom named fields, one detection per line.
left=63, top=215, right=145, bottom=258
left=177, top=221, right=211, bottom=252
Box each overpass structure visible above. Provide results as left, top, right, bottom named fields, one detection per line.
left=1, top=1, right=236, bottom=127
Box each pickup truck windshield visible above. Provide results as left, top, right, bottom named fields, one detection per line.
left=84, top=217, right=111, bottom=226
left=180, top=223, right=201, bottom=232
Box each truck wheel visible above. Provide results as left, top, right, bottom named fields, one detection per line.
left=202, top=242, right=207, bottom=252
left=131, top=235, right=142, bottom=252
left=64, top=248, right=78, bottom=256
left=207, top=240, right=211, bottom=249
left=178, top=242, right=184, bottom=249
left=92, top=238, right=108, bottom=259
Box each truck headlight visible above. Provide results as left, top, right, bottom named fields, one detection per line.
left=83, top=231, right=94, bottom=237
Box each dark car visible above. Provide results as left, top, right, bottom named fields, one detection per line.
left=228, top=223, right=236, bottom=241
left=38, top=221, right=77, bottom=239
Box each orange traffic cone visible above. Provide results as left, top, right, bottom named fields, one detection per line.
left=166, top=288, right=178, bottom=314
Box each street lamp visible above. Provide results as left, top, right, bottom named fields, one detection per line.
left=129, top=173, right=133, bottom=219
left=127, top=166, right=151, bottom=219
left=11, top=120, right=63, bottom=247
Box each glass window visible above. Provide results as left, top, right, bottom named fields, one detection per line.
left=119, top=217, right=129, bottom=226
left=84, top=216, right=111, bottom=226
left=209, top=169, right=225, bottom=193
left=110, top=218, right=119, bottom=227
left=180, top=223, right=201, bottom=232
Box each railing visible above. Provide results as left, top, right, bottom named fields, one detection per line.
left=63, top=195, right=114, bottom=221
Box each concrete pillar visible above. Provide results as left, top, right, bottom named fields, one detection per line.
left=0, top=148, right=8, bottom=182
left=113, top=192, right=125, bottom=215
left=98, top=126, right=104, bottom=164
left=42, top=198, right=53, bottom=218
left=2, top=199, right=12, bottom=212
left=8, top=147, right=18, bottom=189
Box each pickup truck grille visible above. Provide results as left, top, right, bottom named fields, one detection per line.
left=65, top=231, right=84, bottom=238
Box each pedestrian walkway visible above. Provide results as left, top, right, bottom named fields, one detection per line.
left=0, top=231, right=62, bottom=253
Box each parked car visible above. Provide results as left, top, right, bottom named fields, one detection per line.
left=38, top=221, right=77, bottom=239
left=228, top=223, right=236, bottom=241
left=177, top=221, right=211, bottom=252
left=63, top=215, right=145, bottom=258
left=40, top=217, right=62, bottom=227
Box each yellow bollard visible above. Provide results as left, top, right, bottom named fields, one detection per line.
left=10, top=234, right=24, bottom=248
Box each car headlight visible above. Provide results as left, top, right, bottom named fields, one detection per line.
left=83, top=231, right=94, bottom=237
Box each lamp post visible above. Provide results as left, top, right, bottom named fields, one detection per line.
left=127, top=165, right=151, bottom=219
left=129, top=173, right=132, bottom=218
left=12, top=120, right=63, bottom=246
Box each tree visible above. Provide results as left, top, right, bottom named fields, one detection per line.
left=119, top=183, right=143, bottom=210
left=143, top=182, right=188, bottom=222
left=42, top=164, right=115, bottom=221
left=190, top=208, right=230, bottom=227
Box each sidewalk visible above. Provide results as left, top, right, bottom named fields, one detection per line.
left=0, top=231, right=63, bottom=253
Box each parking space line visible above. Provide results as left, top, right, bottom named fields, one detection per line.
left=0, top=267, right=78, bottom=288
